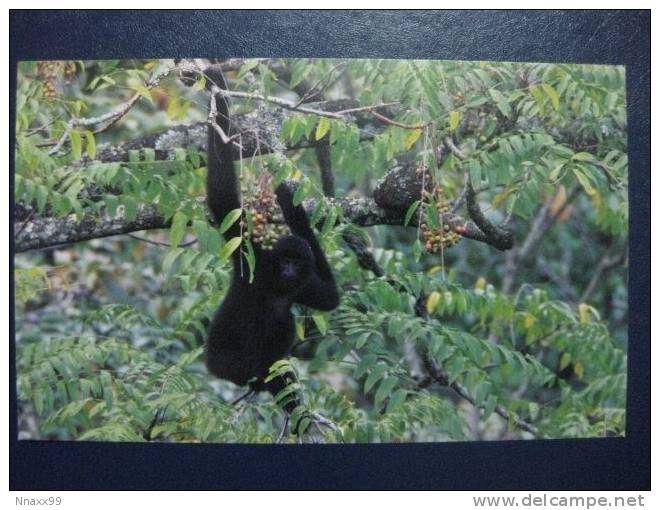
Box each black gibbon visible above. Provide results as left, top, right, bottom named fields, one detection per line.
left=203, top=66, right=339, bottom=409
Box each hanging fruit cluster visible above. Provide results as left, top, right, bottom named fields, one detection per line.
left=37, top=61, right=60, bottom=99
left=420, top=184, right=462, bottom=253
left=240, top=174, right=291, bottom=250
left=37, top=61, right=77, bottom=99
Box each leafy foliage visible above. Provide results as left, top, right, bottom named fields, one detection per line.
left=15, top=58, right=627, bottom=442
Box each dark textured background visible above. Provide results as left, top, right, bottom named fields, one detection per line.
left=9, top=10, right=650, bottom=490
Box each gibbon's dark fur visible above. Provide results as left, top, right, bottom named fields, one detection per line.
left=204, top=67, right=339, bottom=408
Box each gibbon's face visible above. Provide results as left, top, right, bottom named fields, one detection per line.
left=272, top=236, right=314, bottom=291
left=279, top=256, right=309, bottom=281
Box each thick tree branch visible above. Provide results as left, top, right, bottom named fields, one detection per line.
left=16, top=204, right=170, bottom=252
left=444, top=136, right=514, bottom=251
left=15, top=186, right=505, bottom=254
left=73, top=97, right=391, bottom=168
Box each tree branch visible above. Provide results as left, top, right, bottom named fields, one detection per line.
left=422, top=355, right=541, bottom=437
left=46, top=64, right=174, bottom=155
left=444, top=137, right=514, bottom=251
left=15, top=183, right=510, bottom=254
left=415, top=294, right=541, bottom=438
left=501, top=185, right=581, bottom=294
left=69, top=97, right=392, bottom=169
left=580, top=240, right=628, bottom=303
left=16, top=203, right=170, bottom=252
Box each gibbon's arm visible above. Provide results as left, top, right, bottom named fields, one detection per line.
left=276, top=185, right=340, bottom=311
left=205, top=66, right=240, bottom=239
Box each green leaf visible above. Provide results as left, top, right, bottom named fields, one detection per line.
left=244, top=239, right=256, bottom=283
left=104, top=195, right=118, bottom=217
left=386, top=389, right=407, bottom=414
left=123, top=196, right=137, bottom=222
left=572, top=152, right=595, bottom=162
left=542, top=83, right=560, bottom=110
left=131, top=83, right=153, bottom=102
left=35, top=185, right=48, bottom=213
left=403, top=200, right=420, bottom=227
left=578, top=302, right=600, bottom=324
left=100, top=370, right=114, bottom=410
left=365, top=364, right=387, bottom=393
left=166, top=96, right=180, bottom=120
left=426, top=291, right=441, bottom=314
left=315, top=117, right=331, bottom=141
left=237, top=59, right=260, bottom=79
left=548, top=163, right=565, bottom=182
left=468, top=159, right=482, bottom=188
left=404, top=128, right=423, bottom=150
left=70, top=129, right=82, bottom=160
left=289, top=61, right=312, bottom=88
left=375, top=376, right=398, bottom=409
left=572, top=168, right=596, bottom=196
left=169, top=211, right=188, bottom=248
left=295, top=320, right=305, bottom=341
left=312, top=314, right=328, bottom=336
left=101, top=75, right=116, bottom=86
left=219, top=208, right=242, bottom=234
left=321, top=205, right=338, bottom=236
left=356, top=332, right=371, bottom=349
left=220, top=236, right=242, bottom=261
left=355, top=354, right=377, bottom=378
left=84, top=130, right=96, bottom=159
left=293, top=180, right=307, bottom=206
left=449, top=111, right=462, bottom=132
left=142, top=148, right=156, bottom=162
left=489, top=88, right=511, bottom=118
left=483, top=395, right=498, bottom=419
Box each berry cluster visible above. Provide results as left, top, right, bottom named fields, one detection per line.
left=37, top=61, right=60, bottom=99
left=240, top=176, right=291, bottom=250
left=420, top=185, right=462, bottom=253
left=37, top=61, right=77, bottom=99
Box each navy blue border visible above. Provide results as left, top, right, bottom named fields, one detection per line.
left=9, top=10, right=650, bottom=490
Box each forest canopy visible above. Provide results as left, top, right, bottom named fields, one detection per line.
left=14, top=58, right=628, bottom=443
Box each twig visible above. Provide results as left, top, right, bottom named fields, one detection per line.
left=369, top=110, right=430, bottom=130
left=334, top=102, right=400, bottom=116
left=414, top=293, right=542, bottom=438
left=218, top=89, right=345, bottom=119
left=276, top=415, right=290, bottom=443
left=293, top=61, right=347, bottom=107
left=580, top=240, right=628, bottom=302
left=46, top=64, right=174, bottom=155
left=444, top=135, right=467, bottom=160
left=127, top=233, right=197, bottom=248
left=310, top=411, right=339, bottom=431
left=501, top=185, right=580, bottom=294
left=422, top=352, right=541, bottom=437
left=231, top=389, right=255, bottom=406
